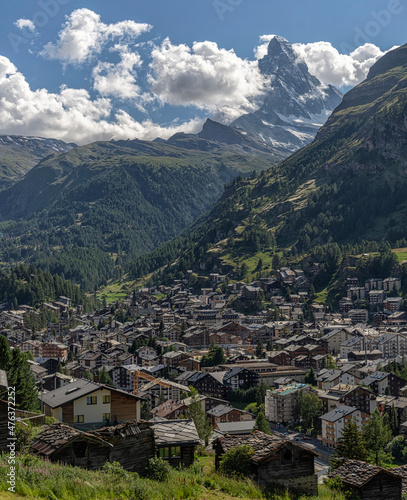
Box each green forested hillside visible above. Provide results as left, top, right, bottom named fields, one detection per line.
left=128, top=44, right=407, bottom=282
left=0, top=131, right=278, bottom=289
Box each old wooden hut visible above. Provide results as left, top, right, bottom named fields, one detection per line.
left=152, top=419, right=200, bottom=468
left=330, top=459, right=402, bottom=500
left=91, top=420, right=155, bottom=472
left=30, top=422, right=113, bottom=468
left=31, top=420, right=155, bottom=473
left=213, top=431, right=318, bottom=495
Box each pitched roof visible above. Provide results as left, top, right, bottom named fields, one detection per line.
left=41, top=379, right=142, bottom=408
left=320, top=405, right=358, bottom=423
left=331, top=459, right=401, bottom=487
left=214, top=431, right=316, bottom=463
left=31, top=422, right=112, bottom=456
left=152, top=419, right=200, bottom=446
left=216, top=421, right=255, bottom=434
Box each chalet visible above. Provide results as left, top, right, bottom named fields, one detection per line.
left=140, top=378, right=190, bottom=407
left=317, top=369, right=342, bottom=390
left=152, top=419, right=200, bottom=467
left=41, top=379, right=142, bottom=429
left=176, top=372, right=229, bottom=399
left=223, top=367, right=259, bottom=391
left=151, top=399, right=188, bottom=419
left=268, top=350, right=291, bottom=366
left=207, top=404, right=254, bottom=427
left=360, top=371, right=405, bottom=396
left=213, top=431, right=318, bottom=495
left=330, top=459, right=402, bottom=500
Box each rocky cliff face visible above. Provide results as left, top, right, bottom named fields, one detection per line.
left=232, top=36, right=342, bottom=154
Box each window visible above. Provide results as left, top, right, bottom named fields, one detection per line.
left=103, top=395, right=110, bottom=404
left=102, top=413, right=110, bottom=422
left=74, top=415, right=84, bottom=423
left=87, top=396, right=97, bottom=405
left=159, top=447, right=181, bottom=459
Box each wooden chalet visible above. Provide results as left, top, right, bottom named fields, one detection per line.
left=330, top=459, right=402, bottom=500
left=213, top=431, right=318, bottom=495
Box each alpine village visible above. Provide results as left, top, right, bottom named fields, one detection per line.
left=5, top=32, right=407, bottom=500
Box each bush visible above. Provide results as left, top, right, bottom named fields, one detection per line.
left=220, top=444, right=255, bottom=478
left=144, top=457, right=172, bottom=481
left=102, top=461, right=130, bottom=479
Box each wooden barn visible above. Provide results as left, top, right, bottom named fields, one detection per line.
left=152, top=419, right=200, bottom=468
left=30, top=422, right=113, bottom=469
left=213, top=431, right=318, bottom=495
left=330, top=460, right=402, bottom=500
left=31, top=421, right=155, bottom=473
left=92, top=420, right=155, bottom=472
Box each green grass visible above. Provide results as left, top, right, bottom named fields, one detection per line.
left=0, top=453, right=348, bottom=500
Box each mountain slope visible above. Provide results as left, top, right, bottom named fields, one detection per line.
left=0, top=134, right=75, bottom=189
left=0, top=129, right=278, bottom=288
left=129, top=43, right=407, bottom=280
left=232, top=36, right=343, bottom=154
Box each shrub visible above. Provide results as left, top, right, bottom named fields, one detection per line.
left=102, top=461, right=130, bottom=479
left=144, top=457, right=172, bottom=481
left=219, top=444, right=255, bottom=478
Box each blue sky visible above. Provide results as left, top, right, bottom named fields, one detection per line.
left=0, top=0, right=405, bottom=144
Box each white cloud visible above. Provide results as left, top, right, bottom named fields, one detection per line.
left=92, top=45, right=143, bottom=101
left=293, top=41, right=394, bottom=88
left=0, top=55, right=202, bottom=145
left=41, top=8, right=151, bottom=65
left=149, top=38, right=267, bottom=123
left=254, top=34, right=274, bottom=60
left=15, top=19, right=36, bottom=32
left=255, top=35, right=394, bottom=88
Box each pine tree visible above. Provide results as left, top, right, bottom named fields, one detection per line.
left=266, top=340, right=273, bottom=351
left=364, top=409, right=392, bottom=466
left=0, top=335, right=11, bottom=371
left=331, top=419, right=368, bottom=469
left=8, top=348, right=39, bottom=411
left=390, top=404, right=399, bottom=434
left=254, top=410, right=270, bottom=434
left=98, top=366, right=114, bottom=386
left=256, top=340, right=264, bottom=358
left=305, top=367, right=317, bottom=386
left=187, top=387, right=211, bottom=445
left=83, top=369, right=93, bottom=381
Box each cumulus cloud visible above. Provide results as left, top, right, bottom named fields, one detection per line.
left=92, top=45, right=143, bottom=101
left=149, top=38, right=267, bottom=122
left=0, top=55, right=202, bottom=145
left=255, top=35, right=394, bottom=88
left=293, top=41, right=395, bottom=88
left=41, top=8, right=151, bottom=65
left=15, top=19, right=36, bottom=32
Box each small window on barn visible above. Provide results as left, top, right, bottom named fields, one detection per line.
left=280, top=448, right=293, bottom=465
left=171, top=447, right=181, bottom=458
left=72, top=441, right=87, bottom=458
left=159, top=447, right=170, bottom=459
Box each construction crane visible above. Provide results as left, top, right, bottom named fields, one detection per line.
left=132, top=369, right=171, bottom=396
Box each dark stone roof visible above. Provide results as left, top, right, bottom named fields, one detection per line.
left=330, top=459, right=401, bottom=487
left=31, top=422, right=111, bottom=456
left=214, top=430, right=316, bottom=464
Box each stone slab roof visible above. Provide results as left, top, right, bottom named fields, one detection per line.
left=152, top=419, right=200, bottom=446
